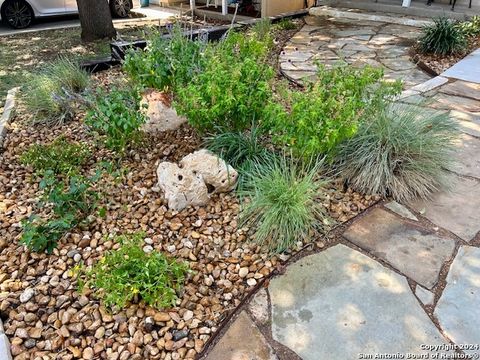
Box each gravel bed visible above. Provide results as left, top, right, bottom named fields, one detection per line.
left=0, top=61, right=379, bottom=360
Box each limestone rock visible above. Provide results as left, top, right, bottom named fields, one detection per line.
left=141, top=89, right=186, bottom=133
left=180, top=149, right=238, bottom=193
left=157, top=162, right=209, bottom=211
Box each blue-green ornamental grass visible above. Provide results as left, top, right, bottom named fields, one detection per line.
left=82, top=233, right=190, bottom=310
left=336, top=103, right=458, bottom=201
left=239, top=156, right=330, bottom=253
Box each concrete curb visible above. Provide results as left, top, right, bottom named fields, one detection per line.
left=310, top=5, right=432, bottom=27
left=0, top=87, right=19, bottom=150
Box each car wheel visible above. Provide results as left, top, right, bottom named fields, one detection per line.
left=110, top=0, right=131, bottom=18
left=1, top=0, right=34, bottom=29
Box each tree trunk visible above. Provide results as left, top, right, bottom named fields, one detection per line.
left=76, top=0, right=116, bottom=42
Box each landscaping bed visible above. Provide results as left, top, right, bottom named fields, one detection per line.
left=0, top=16, right=459, bottom=360
left=410, top=16, right=480, bottom=75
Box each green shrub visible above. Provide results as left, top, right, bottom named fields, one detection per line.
left=175, top=31, right=280, bottom=133
left=419, top=17, right=467, bottom=56
left=239, top=156, right=329, bottom=253
left=336, top=103, right=458, bottom=201
left=20, top=170, right=99, bottom=253
left=85, top=86, right=146, bottom=153
left=274, top=19, right=297, bottom=30
left=457, top=16, right=480, bottom=37
left=23, top=57, right=90, bottom=123
left=269, top=63, right=401, bottom=159
left=21, top=136, right=90, bottom=176
left=123, top=25, right=205, bottom=91
left=83, top=233, right=190, bottom=309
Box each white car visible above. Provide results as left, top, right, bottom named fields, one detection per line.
left=0, top=0, right=132, bottom=29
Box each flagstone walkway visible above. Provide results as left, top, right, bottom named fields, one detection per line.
left=280, top=15, right=431, bottom=87
left=201, top=13, right=480, bottom=360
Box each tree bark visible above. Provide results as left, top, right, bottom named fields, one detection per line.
left=76, top=0, right=116, bottom=42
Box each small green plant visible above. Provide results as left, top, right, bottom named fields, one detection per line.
left=419, top=17, right=467, bottom=56
left=239, top=156, right=329, bottom=253
left=124, top=24, right=205, bottom=91
left=204, top=127, right=274, bottom=173
left=269, top=63, right=401, bottom=159
left=21, top=136, right=90, bottom=175
left=336, top=103, right=458, bottom=201
left=275, top=18, right=297, bottom=31
left=86, top=86, right=146, bottom=153
left=457, top=16, right=480, bottom=37
left=20, top=170, right=99, bottom=253
left=175, top=31, right=280, bottom=133
left=21, top=214, right=76, bottom=253
left=23, top=57, right=90, bottom=123
left=83, top=233, right=190, bottom=309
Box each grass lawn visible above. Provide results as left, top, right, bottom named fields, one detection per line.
left=0, top=23, right=155, bottom=108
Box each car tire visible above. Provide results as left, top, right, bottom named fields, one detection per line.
left=1, top=0, right=34, bottom=29
left=109, top=0, right=131, bottom=18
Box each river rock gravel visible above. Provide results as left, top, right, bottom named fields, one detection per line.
left=0, top=68, right=378, bottom=359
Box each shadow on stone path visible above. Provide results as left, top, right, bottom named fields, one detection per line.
left=200, top=11, right=480, bottom=360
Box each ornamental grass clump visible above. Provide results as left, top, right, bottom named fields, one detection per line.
left=336, top=103, right=458, bottom=202
left=23, top=57, right=90, bottom=124
left=239, top=156, right=329, bottom=253
left=419, top=16, right=467, bottom=56
left=83, top=233, right=190, bottom=309
left=204, top=127, right=275, bottom=179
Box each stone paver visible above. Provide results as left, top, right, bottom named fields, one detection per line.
left=415, top=286, right=435, bottom=306
left=451, top=134, right=480, bottom=179
left=247, top=288, right=269, bottom=325
left=442, top=48, right=480, bottom=84
left=440, top=80, right=480, bottom=101
left=384, top=201, right=418, bottom=221
left=450, top=110, right=480, bottom=138
left=269, top=244, right=447, bottom=360
left=435, top=246, right=480, bottom=356
left=279, top=16, right=430, bottom=88
left=343, top=208, right=456, bottom=289
left=409, top=175, right=480, bottom=242
left=206, top=311, right=277, bottom=360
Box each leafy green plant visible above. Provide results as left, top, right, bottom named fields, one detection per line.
left=175, top=31, right=280, bottom=133
left=457, top=16, right=480, bottom=38
left=419, top=17, right=467, bottom=56
left=239, top=156, right=329, bottom=253
left=269, top=63, right=401, bottom=159
left=124, top=24, right=205, bottom=91
left=83, top=233, right=190, bottom=309
left=21, top=214, right=75, bottom=253
left=85, top=86, right=146, bottom=153
left=21, top=136, right=90, bottom=176
left=23, top=57, right=90, bottom=123
left=336, top=103, right=458, bottom=201
left=274, top=18, right=297, bottom=30
left=20, top=170, right=99, bottom=253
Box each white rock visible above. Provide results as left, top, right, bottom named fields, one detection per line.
left=157, top=162, right=210, bottom=211
left=183, top=310, right=194, bottom=321
left=247, top=278, right=257, bottom=287
left=239, top=267, right=249, bottom=278
left=20, top=288, right=35, bottom=303
left=180, top=149, right=238, bottom=193
left=141, top=89, right=186, bottom=133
